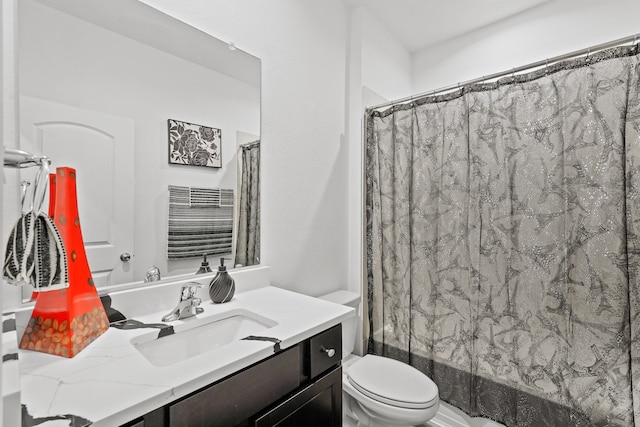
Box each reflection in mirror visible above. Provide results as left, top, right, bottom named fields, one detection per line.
left=236, top=139, right=260, bottom=267
left=4, top=0, right=261, bottom=298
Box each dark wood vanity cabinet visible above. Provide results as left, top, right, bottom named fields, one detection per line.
left=253, top=366, right=342, bottom=427
left=124, top=324, right=342, bottom=427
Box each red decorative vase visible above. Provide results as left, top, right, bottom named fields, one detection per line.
left=19, top=167, right=109, bottom=357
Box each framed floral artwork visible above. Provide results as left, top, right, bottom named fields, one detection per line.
left=168, top=119, right=222, bottom=168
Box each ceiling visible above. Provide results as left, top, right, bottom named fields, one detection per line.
left=345, top=0, right=554, bottom=52
left=36, top=0, right=260, bottom=86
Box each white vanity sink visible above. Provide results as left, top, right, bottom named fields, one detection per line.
left=130, top=309, right=277, bottom=367
left=18, top=269, right=355, bottom=427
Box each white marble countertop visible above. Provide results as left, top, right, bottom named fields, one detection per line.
left=17, top=275, right=354, bottom=426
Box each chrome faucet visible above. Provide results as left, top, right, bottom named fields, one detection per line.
left=161, top=282, right=204, bottom=322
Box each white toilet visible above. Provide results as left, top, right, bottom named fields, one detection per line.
left=319, top=291, right=439, bottom=427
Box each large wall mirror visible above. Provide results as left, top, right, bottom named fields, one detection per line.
left=8, top=0, right=261, bottom=293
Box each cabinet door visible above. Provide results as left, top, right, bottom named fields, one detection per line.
left=254, top=366, right=342, bottom=427
left=120, top=407, right=166, bottom=427
left=169, top=345, right=301, bottom=427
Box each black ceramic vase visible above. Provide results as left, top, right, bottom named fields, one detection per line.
left=209, top=258, right=235, bottom=303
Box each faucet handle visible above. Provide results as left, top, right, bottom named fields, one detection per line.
left=144, top=265, right=161, bottom=282
left=180, top=282, right=203, bottom=300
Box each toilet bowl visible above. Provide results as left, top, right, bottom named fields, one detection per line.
left=319, top=291, right=439, bottom=427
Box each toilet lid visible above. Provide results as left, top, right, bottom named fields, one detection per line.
left=347, top=355, right=439, bottom=410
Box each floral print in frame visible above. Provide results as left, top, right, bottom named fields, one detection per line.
left=168, top=119, right=222, bottom=168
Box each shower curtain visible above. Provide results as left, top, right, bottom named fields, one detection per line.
left=366, top=45, right=640, bottom=426
left=235, top=141, right=260, bottom=267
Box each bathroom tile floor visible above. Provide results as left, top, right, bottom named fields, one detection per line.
left=426, top=401, right=505, bottom=427
left=343, top=400, right=505, bottom=427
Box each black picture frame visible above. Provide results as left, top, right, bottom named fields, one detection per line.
left=168, top=119, right=222, bottom=168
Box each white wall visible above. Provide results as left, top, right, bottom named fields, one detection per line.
left=7, top=0, right=638, bottom=310
left=352, top=7, right=413, bottom=103
left=140, top=0, right=350, bottom=297
left=345, top=7, right=411, bottom=349
left=412, top=0, right=640, bottom=94
left=13, top=1, right=260, bottom=284
left=357, top=8, right=412, bottom=103
left=1, top=1, right=21, bottom=312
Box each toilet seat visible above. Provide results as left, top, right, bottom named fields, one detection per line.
left=347, top=354, right=438, bottom=410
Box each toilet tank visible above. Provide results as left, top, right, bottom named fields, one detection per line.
left=319, top=291, right=360, bottom=357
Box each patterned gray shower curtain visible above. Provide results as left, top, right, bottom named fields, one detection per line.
left=366, top=45, right=640, bottom=426
left=235, top=141, right=260, bottom=267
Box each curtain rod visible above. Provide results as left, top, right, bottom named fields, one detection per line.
left=240, top=140, right=260, bottom=149
left=367, top=32, right=640, bottom=112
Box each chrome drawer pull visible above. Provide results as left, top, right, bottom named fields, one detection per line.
left=321, top=347, right=336, bottom=358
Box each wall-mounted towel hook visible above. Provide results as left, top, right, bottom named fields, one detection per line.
left=4, top=148, right=50, bottom=169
